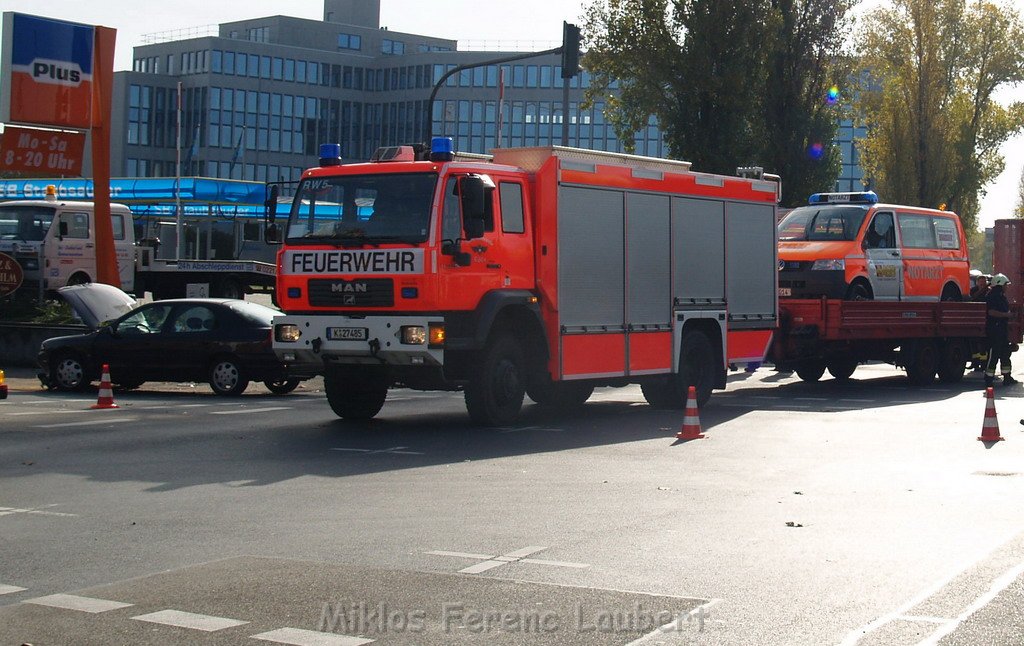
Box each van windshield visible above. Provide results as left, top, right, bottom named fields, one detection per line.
left=0, top=205, right=56, bottom=242
left=778, top=205, right=869, bottom=242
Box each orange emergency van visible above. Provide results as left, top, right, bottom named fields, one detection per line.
left=777, top=191, right=969, bottom=301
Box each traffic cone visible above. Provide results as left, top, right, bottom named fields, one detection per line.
left=676, top=385, right=705, bottom=440
left=0, top=369, right=7, bottom=400
left=90, top=364, right=119, bottom=410
left=978, top=387, right=1003, bottom=442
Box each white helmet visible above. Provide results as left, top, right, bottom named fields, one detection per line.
left=970, top=269, right=983, bottom=278
left=991, top=273, right=1011, bottom=287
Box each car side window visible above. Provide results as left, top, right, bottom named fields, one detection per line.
left=117, top=304, right=173, bottom=335
left=169, top=305, right=218, bottom=333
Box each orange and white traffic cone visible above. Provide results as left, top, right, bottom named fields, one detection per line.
left=676, top=385, right=705, bottom=440
left=978, top=387, right=1003, bottom=442
left=90, top=363, right=119, bottom=410
left=0, top=369, right=7, bottom=400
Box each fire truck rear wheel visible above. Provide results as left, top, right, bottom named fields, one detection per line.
left=826, top=358, right=858, bottom=380
left=325, top=367, right=387, bottom=420
left=465, top=335, right=526, bottom=426
left=678, top=331, right=715, bottom=408
left=796, top=362, right=826, bottom=382
left=526, top=379, right=594, bottom=408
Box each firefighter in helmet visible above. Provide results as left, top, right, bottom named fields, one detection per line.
left=985, top=273, right=1018, bottom=387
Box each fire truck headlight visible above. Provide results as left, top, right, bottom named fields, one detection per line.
left=401, top=326, right=427, bottom=345
left=275, top=324, right=302, bottom=342
left=811, top=259, right=845, bottom=271
left=428, top=323, right=445, bottom=348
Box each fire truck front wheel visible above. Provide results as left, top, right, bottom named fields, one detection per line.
left=325, top=367, right=388, bottom=421
left=465, top=335, right=526, bottom=426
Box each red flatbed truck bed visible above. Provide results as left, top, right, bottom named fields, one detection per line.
left=772, top=298, right=1003, bottom=385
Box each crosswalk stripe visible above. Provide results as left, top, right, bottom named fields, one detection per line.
left=132, top=609, right=248, bottom=631
left=252, top=627, right=375, bottom=645
left=24, top=594, right=132, bottom=613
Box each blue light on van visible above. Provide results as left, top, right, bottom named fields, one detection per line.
left=808, top=191, right=878, bottom=205
left=430, top=137, right=454, bottom=162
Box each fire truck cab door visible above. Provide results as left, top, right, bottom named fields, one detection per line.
left=438, top=175, right=505, bottom=308
left=863, top=211, right=902, bottom=300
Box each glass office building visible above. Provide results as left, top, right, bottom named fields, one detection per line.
left=111, top=0, right=864, bottom=191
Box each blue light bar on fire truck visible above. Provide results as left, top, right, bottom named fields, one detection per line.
left=319, top=143, right=342, bottom=166
left=808, top=191, right=878, bottom=205
left=430, top=136, right=454, bottom=162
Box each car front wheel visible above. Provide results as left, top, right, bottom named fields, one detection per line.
left=209, top=357, right=249, bottom=396
left=52, top=353, right=90, bottom=391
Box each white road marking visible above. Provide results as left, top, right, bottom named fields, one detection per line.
left=252, top=627, right=374, bottom=646
left=25, top=593, right=132, bottom=613
left=331, top=446, right=425, bottom=455
left=841, top=399, right=876, bottom=403
left=795, top=397, right=830, bottom=401
left=840, top=529, right=1023, bottom=646
left=624, top=598, right=722, bottom=645
left=915, top=559, right=1024, bottom=645
left=425, top=550, right=494, bottom=560
left=0, top=584, right=27, bottom=595
left=34, top=418, right=137, bottom=429
left=427, top=545, right=589, bottom=574
left=132, top=609, right=249, bottom=631
left=0, top=504, right=77, bottom=518
left=897, top=615, right=949, bottom=624
left=8, top=409, right=90, bottom=416
left=210, top=407, right=291, bottom=415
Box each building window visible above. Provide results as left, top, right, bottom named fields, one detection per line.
left=338, top=33, right=362, bottom=51
left=381, top=39, right=405, bottom=55
left=248, top=26, right=269, bottom=42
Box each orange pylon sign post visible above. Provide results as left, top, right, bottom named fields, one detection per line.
left=676, top=385, right=706, bottom=440
left=978, top=387, right=1004, bottom=442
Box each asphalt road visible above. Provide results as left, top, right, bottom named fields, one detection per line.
left=1, top=363, right=1023, bottom=645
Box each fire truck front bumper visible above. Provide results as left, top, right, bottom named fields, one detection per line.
left=271, top=314, right=446, bottom=369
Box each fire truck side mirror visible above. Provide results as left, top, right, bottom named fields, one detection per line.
left=459, top=176, right=486, bottom=240
left=265, top=184, right=280, bottom=223
left=265, top=223, right=282, bottom=244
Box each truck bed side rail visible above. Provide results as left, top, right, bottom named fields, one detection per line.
left=780, top=298, right=987, bottom=341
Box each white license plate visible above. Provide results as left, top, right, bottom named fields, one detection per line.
left=328, top=327, right=368, bottom=341
left=778, top=287, right=792, bottom=297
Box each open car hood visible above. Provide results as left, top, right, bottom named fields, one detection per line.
left=57, top=283, right=137, bottom=330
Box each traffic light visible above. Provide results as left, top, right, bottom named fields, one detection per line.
left=561, top=21, right=581, bottom=79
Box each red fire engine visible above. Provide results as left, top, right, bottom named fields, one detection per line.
left=270, top=138, right=780, bottom=425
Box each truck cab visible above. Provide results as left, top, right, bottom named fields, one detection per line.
left=0, top=189, right=135, bottom=294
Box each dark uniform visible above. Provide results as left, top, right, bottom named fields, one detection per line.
left=985, top=285, right=1016, bottom=386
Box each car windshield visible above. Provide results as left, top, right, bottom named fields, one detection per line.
left=229, top=300, right=280, bottom=326
left=778, top=205, right=869, bottom=242
left=0, top=205, right=56, bottom=242
left=286, top=172, right=437, bottom=244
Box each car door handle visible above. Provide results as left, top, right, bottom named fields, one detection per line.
left=890, top=251, right=900, bottom=257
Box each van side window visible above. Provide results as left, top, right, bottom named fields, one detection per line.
left=63, top=212, right=90, bottom=239
left=932, top=216, right=961, bottom=249
left=897, top=213, right=937, bottom=249
left=111, top=214, right=125, bottom=241
left=864, top=213, right=895, bottom=249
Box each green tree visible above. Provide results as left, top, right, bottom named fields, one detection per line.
left=855, top=0, right=1024, bottom=233
left=582, top=0, right=851, bottom=206
left=1015, top=165, right=1024, bottom=218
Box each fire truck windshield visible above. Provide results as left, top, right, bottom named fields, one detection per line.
left=778, top=205, right=869, bottom=242
left=286, top=172, right=437, bottom=244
